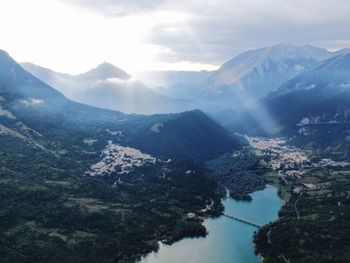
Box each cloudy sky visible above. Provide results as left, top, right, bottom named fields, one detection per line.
left=0, top=0, right=350, bottom=74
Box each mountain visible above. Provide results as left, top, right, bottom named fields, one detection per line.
left=333, top=48, right=350, bottom=57
left=201, top=44, right=338, bottom=106
left=76, top=61, right=130, bottom=81
left=130, top=44, right=350, bottom=116
left=136, top=70, right=214, bottom=100
left=1, top=50, right=242, bottom=262
left=22, top=62, right=191, bottom=115
left=3, top=50, right=239, bottom=162
left=231, top=53, right=350, bottom=158
left=136, top=70, right=213, bottom=89
left=120, top=109, right=239, bottom=160
left=31, top=44, right=348, bottom=117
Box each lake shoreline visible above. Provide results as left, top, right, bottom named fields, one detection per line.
left=139, top=185, right=283, bottom=263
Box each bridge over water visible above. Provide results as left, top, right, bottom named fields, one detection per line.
left=221, top=212, right=262, bottom=228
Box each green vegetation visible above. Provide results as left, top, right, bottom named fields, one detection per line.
left=255, top=160, right=350, bottom=262
left=0, top=53, right=242, bottom=262
left=0, top=154, right=222, bottom=263
left=263, top=171, right=291, bottom=202
left=264, top=171, right=279, bottom=186
left=206, top=149, right=266, bottom=200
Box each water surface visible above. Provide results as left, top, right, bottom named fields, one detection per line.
left=141, top=186, right=282, bottom=263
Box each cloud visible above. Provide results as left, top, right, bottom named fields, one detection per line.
left=104, top=77, right=137, bottom=84
left=20, top=98, right=45, bottom=106
left=0, top=106, right=16, bottom=119
left=58, top=0, right=350, bottom=66
left=94, top=77, right=138, bottom=86
left=59, top=0, right=170, bottom=16
left=148, top=0, right=350, bottom=64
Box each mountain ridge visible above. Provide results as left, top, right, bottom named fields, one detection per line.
left=21, top=61, right=193, bottom=115
left=2, top=49, right=239, bottom=161
left=228, top=53, right=350, bottom=159
left=202, top=43, right=343, bottom=102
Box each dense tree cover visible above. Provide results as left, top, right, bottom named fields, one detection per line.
left=206, top=149, right=266, bottom=200
left=0, top=149, right=222, bottom=263
left=254, top=166, right=350, bottom=263
left=292, top=123, right=350, bottom=162
left=0, top=87, right=228, bottom=262
left=0, top=71, right=239, bottom=262
left=0, top=54, right=243, bottom=263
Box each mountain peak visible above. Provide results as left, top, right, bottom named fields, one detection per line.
left=261, top=43, right=330, bottom=61
left=78, top=62, right=130, bottom=81
left=0, top=49, right=64, bottom=100
left=0, top=49, right=10, bottom=59
left=269, top=43, right=296, bottom=49
left=96, top=62, right=130, bottom=78
left=0, top=49, right=31, bottom=82
left=0, top=49, right=17, bottom=66
left=99, top=61, right=117, bottom=68
left=219, top=44, right=330, bottom=73
left=202, top=44, right=339, bottom=106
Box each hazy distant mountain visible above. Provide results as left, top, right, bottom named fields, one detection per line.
left=133, top=44, right=350, bottom=114
left=20, top=62, right=77, bottom=98
left=333, top=48, right=350, bottom=57
left=2, top=50, right=239, bottom=160
left=136, top=70, right=213, bottom=100
left=201, top=44, right=341, bottom=106
left=137, top=70, right=213, bottom=88
left=77, top=61, right=130, bottom=81
left=1, top=49, right=242, bottom=262
left=230, top=53, right=350, bottom=155
left=22, top=62, right=191, bottom=115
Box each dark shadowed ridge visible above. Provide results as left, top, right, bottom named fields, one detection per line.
left=1, top=49, right=240, bottom=160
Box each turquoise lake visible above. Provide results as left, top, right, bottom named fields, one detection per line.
left=140, top=185, right=283, bottom=263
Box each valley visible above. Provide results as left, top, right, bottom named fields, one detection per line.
left=1, top=41, right=350, bottom=263
left=140, top=186, right=283, bottom=263
left=246, top=136, right=350, bottom=262
left=0, top=50, right=237, bottom=262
